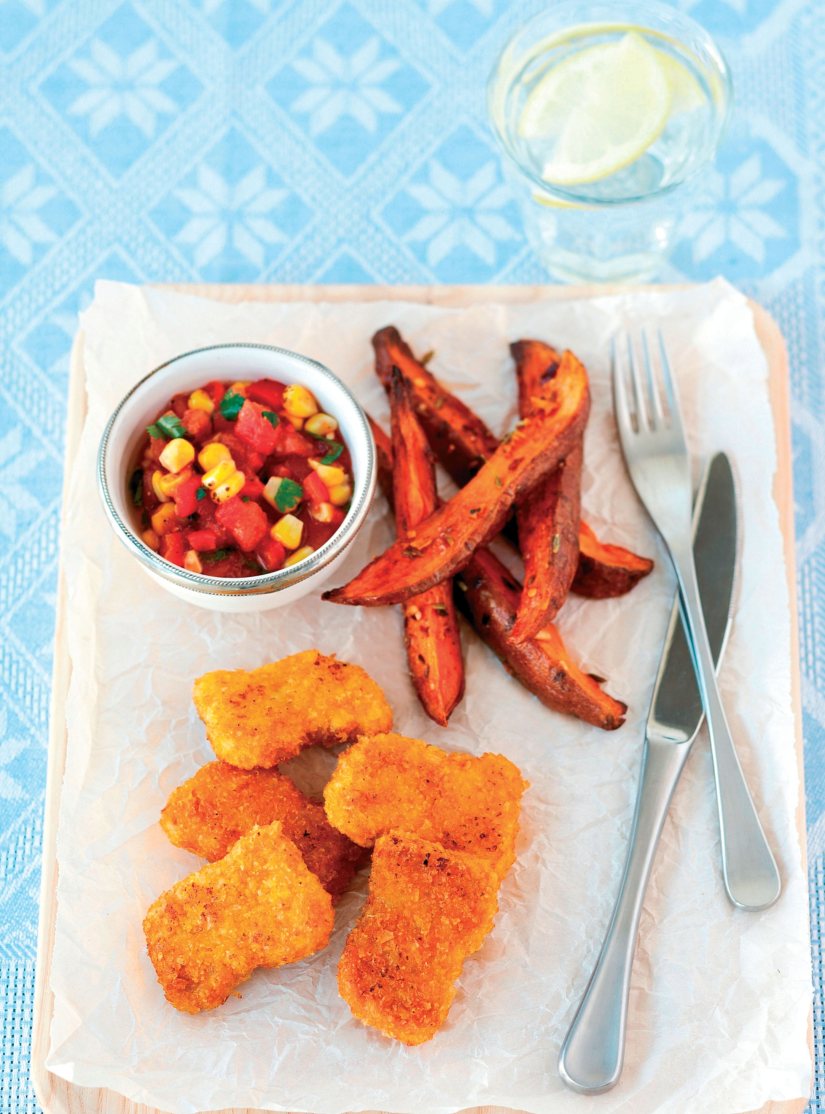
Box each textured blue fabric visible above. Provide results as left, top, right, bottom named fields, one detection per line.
left=0, top=1, right=820, bottom=1111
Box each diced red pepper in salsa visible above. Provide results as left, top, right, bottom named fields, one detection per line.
left=132, top=377, right=353, bottom=578
left=173, top=472, right=203, bottom=518
left=303, top=470, right=330, bottom=506
left=160, top=531, right=187, bottom=567
left=240, top=474, right=265, bottom=500
left=235, top=399, right=280, bottom=456
left=256, top=536, right=287, bottom=572
left=247, top=379, right=286, bottom=411
left=182, top=408, right=211, bottom=440
left=204, top=380, right=225, bottom=406
left=187, top=528, right=218, bottom=552
left=272, top=423, right=316, bottom=457
left=215, top=497, right=269, bottom=552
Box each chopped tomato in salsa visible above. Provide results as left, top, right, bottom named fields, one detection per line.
left=131, top=378, right=353, bottom=577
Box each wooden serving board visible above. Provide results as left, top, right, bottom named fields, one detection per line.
left=31, top=284, right=809, bottom=1114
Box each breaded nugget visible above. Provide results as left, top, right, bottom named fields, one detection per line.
left=160, top=761, right=366, bottom=899
left=338, top=832, right=499, bottom=1044
left=193, top=650, right=393, bottom=769
left=143, top=821, right=334, bottom=1013
left=324, top=733, right=527, bottom=882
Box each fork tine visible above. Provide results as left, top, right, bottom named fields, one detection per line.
left=627, top=333, right=650, bottom=432
left=656, top=330, right=681, bottom=429
left=611, top=335, right=633, bottom=438
left=642, top=330, right=666, bottom=426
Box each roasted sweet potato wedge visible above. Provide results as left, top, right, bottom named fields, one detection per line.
left=572, top=521, right=655, bottom=598
left=390, top=370, right=465, bottom=726
left=367, top=414, right=395, bottom=508
left=324, top=349, right=590, bottom=607
left=367, top=419, right=624, bottom=729
left=455, top=546, right=626, bottom=730
left=511, top=339, right=583, bottom=639
left=373, top=326, right=498, bottom=485
left=513, top=443, right=582, bottom=638
left=375, top=327, right=652, bottom=597
left=513, top=337, right=563, bottom=414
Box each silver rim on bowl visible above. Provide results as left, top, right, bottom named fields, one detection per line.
left=97, top=343, right=376, bottom=596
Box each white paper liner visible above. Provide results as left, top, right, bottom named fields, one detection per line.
left=46, top=280, right=811, bottom=1114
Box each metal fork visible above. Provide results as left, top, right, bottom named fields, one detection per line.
left=613, top=331, right=780, bottom=911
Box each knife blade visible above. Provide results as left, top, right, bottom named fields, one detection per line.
left=559, top=452, right=738, bottom=1095
left=649, top=452, right=737, bottom=743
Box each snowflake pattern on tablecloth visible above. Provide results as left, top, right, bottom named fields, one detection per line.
left=673, top=134, right=800, bottom=279
left=383, top=124, right=522, bottom=280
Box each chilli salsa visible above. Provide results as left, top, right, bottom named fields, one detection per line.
left=130, top=378, right=353, bottom=577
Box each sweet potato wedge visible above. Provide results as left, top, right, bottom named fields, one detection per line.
left=373, top=326, right=498, bottom=484
left=390, top=369, right=464, bottom=726
left=511, top=339, right=583, bottom=639
left=513, top=443, right=582, bottom=638
left=455, top=546, right=626, bottom=730
left=573, top=521, right=655, bottom=598
left=366, top=418, right=624, bottom=729
left=513, top=337, right=562, bottom=413
left=324, top=349, right=590, bottom=607
left=367, top=414, right=395, bottom=508
left=375, top=327, right=652, bottom=597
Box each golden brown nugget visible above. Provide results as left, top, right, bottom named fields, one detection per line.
left=193, top=650, right=393, bottom=769
left=160, top=761, right=366, bottom=899
left=143, top=822, right=334, bottom=1014
left=338, top=832, right=499, bottom=1044
left=324, top=733, right=527, bottom=883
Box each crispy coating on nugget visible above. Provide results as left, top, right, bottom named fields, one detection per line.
left=338, top=832, right=499, bottom=1044
left=160, top=761, right=366, bottom=899
left=193, top=650, right=393, bottom=769
left=324, top=733, right=527, bottom=883
left=143, top=822, right=334, bottom=1013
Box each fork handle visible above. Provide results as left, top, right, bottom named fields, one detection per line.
left=558, top=737, right=691, bottom=1093
left=670, top=539, right=781, bottom=910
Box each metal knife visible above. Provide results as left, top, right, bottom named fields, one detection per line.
left=558, top=452, right=739, bottom=1095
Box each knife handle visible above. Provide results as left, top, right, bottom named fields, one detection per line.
left=671, top=552, right=782, bottom=911
left=558, top=738, right=691, bottom=1094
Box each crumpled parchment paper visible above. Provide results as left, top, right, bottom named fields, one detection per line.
left=46, top=279, right=811, bottom=1114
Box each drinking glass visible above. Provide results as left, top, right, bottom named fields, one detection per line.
left=488, top=0, right=732, bottom=283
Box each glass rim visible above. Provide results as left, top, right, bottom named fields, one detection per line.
left=487, top=0, right=733, bottom=208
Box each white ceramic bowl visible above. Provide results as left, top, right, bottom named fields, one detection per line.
left=97, top=343, right=376, bottom=612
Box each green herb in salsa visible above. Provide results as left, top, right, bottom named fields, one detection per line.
left=320, top=441, right=344, bottom=465
left=274, top=478, right=303, bottom=513
left=219, top=390, right=245, bottom=420
left=147, top=414, right=186, bottom=440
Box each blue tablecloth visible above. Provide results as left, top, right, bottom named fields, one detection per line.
left=0, top=2, right=820, bottom=1111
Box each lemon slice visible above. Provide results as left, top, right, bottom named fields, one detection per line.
left=518, top=31, right=672, bottom=187
left=654, top=48, right=706, bottom=114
